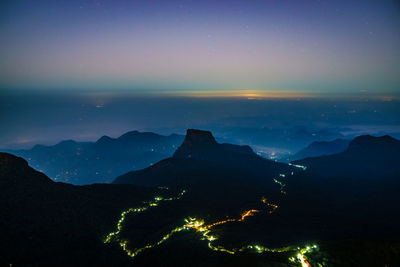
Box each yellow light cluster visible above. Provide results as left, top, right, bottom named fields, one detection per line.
left=239, top=209, right=259, bottom=221
left=267, top=202, right=279, bottom=213
left=205, top=218, right=237, bottom=228
left=261, top=197, right=279, bottom=214
left=261, top=196, right=268, bottom=204
left=289, top=245, right=318, bottom=267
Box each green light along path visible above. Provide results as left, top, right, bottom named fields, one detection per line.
left=104, top=188, right=187, bottom=244
left=104, top=172, right=319, bottom=266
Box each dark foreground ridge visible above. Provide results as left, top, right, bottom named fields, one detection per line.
left=0, top=152, right=161, bottom=266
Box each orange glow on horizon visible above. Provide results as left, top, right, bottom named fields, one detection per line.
left=171, top=89, right=310, bottom=99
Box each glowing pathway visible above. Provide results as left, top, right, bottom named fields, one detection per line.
left=104, top=189, right=186, bottom=243
left=105, top=193, right=318, bottom=266
left=105, top=168, right=318, bottom=266
left=261, top=196, right=279, bottom=213
left=274, top=177, right=287, bottom=195
left=107, top=212, right=318, bottom=265
left=288, top=162, right=307, bottom=170
left=289, top=245, right=319, bottom=267
left=105, top=207, right=261, bottom=257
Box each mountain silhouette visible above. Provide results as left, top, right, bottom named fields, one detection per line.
left=292, top=135, right=400, bottom=178
left=2, top=131, right=400, bottom=266
left=3, top=131, right=184, bottom=184
left=174, top=129, right=254, bottom=160
left=291, top=138, right=350, bottom=161
left=114, top=129, right=295, bottom=190
left=0, top=152, right=162, bottom=266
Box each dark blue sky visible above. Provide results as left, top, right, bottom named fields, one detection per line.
left=1, top=0, right=399, bottom=97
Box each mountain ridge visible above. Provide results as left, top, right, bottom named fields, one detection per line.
left=114, top=129, right=295, bottom=189
left=291, top=138, right=350, bottom=161
left=0, top=152, right=159, bottom=266
left=292, top=134, right=400, bottom=178
left=2, top=130, right=184, bottom=184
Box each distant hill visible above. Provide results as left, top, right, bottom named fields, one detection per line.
left=290, top=138, right=350, bottom=161
left=114, top=129, right=296, bottom=190
left=292, top=135, right=400, bottom=178
left=3, top=131, right=184, bottom=185
left=0, top=152, right=162, bottom=266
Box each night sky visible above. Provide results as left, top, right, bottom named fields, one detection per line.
left=0, top=0, right=399, bottom=148
left=1, top=0, right=399, bottom=95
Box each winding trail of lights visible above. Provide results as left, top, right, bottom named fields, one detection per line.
left=104, top=195, right=317, bottom=266
left=261, top=196, right=279, bottom=213
left=105, top=169, right=318, bottom=266
left=274, top=177, right=287, bottom=195
left=104, top=189, right=186, bottom=243
left=105, top=207, right=261, bottom=257
left=288, top=162, right=307, bottom=170
left=106, top=211, right=318, bottom=265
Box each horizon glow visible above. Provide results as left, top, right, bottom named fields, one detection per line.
left=0, top=0, right=399, bottom=98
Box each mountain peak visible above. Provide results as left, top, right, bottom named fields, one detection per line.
left=95, top=131, right=165, bottom=145
left=172, top=129, right=258, bottom=162
left=173, top=129, right=217, bottom=159
left=185, top=129, right=217, bottom=145
left=96, top=135, right=113, bottom=144
left=118, top=131, right=164, bottom=141
left=118, top=130, right=140, bottom=138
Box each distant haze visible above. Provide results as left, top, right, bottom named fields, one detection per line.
left=1, top=90, right=399, bottom=150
